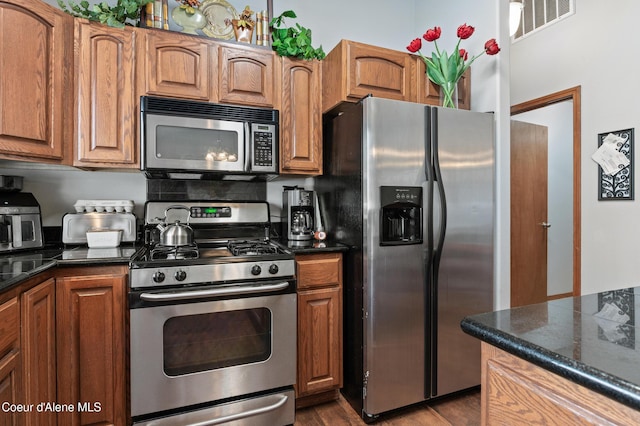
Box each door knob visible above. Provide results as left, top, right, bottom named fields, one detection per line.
left=540, top=222, right=551, bottom=228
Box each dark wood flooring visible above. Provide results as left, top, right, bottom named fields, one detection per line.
left=295, top=389, right=480, bottom=425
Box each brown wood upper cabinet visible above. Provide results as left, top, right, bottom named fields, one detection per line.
left=279, top=58, right=322, bottom=175
left=323, top=39, right=471, bottom=112
left=0, top=0, right=72, bottom=164
left=74, top=20, right=138, bottom=168
left=323, top=39, right=415, bottom=112
left=217, top=43, right=277, bottom=108
left=139, top=29, right=213, bottom=101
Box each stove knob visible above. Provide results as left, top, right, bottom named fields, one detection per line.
left=269, top=264, right=279, bottom=274
left=152, top=271, right=165, bottom=283
left=251, top=265, right=262, bottom=276
left=175, top=270, right=187, bottom=281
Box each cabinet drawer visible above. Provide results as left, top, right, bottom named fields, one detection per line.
left=0, top=297, right=19, bottom=354
left=296, top=253, right=342, bottom=290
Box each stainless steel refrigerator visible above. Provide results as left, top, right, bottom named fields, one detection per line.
left=316, top=97, right=494, bottom=421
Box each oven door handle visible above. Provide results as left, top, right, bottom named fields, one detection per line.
left=139, top=281, right=290, bottom=302
left=185, top=394, right=289, bottom=426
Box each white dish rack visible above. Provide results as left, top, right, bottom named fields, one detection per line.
left=74, top=199, right=134, bottom=213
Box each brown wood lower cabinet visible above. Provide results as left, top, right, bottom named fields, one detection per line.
left=22, top=277, right=57, bottom=426
left=0, top=266, right=127, bottom=426
left=481, top=343, right=640, bottom=425
left=0, top=295, right=21, bottom=426
left=56, top=266, right=127, bottom=426
left=295, top=252, right=343, bottom=407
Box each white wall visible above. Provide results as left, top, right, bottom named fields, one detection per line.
left=0, top=162, right=147, bottom=225
left=511, top=0, right=640, bottom=296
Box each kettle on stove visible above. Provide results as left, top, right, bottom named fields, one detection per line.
left=156, top=205, right=194, bottom=246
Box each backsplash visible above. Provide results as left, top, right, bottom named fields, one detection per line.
left=146, top=179, right=266, bottom=201
left=0, top=163, right=313, bottom=226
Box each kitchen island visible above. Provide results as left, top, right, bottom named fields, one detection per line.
left=461, top=288, right=640, bottom=424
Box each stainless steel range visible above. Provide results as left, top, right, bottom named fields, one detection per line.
left=129, top=201, right=296, bottom=426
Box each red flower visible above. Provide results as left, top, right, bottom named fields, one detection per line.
left=484, top=39, right=500, bottom=55
left=423, top=26, right=441, bottom=42
left=407, top=24, right=500, bottom=108
left=457, top=24, right=474, bottom=40
left=407, top=38, right=422, bottom=53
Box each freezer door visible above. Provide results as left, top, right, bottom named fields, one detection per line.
left=361, top=97, right=429, bottom=416
left=432, top=107, right=494, bottom=397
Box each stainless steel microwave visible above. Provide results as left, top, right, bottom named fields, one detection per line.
left=140, top=96, right=279, bottom=178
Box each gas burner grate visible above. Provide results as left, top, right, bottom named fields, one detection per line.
left=150, top=244, right=199, bottom=260
left=228, top=240, right=279, bottom=256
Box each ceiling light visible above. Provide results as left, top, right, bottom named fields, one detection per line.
left=510, top=1, right=524, bottom=36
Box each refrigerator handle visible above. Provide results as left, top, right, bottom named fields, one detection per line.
left=425, top=108, right=434, bottom=275
left=432, top=108, right=447, bottom=284
left=427, top=106, right=448, bottom=398
left=424, top=106, right=437, bottom=399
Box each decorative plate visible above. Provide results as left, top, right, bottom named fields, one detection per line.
left=200, top=0, right=238, bottom=40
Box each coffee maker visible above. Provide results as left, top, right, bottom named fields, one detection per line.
left=283, top=186, right=315, bottom=241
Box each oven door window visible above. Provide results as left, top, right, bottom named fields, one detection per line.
left=163, top=308, right=271, bottom=376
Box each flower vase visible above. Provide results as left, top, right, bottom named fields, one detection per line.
left=232, top=20, right=254, bottom=43
left=171, top=7, right=206, bottom=35
left=439, top=81, right=459, bottom=109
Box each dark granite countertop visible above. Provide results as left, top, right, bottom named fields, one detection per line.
left=461, top=287, right=640, bottom=410
left=0, top=238, right=348, bottom=293
left=274, top=239, right=349, bottom=254
left=0, top=245, right=140, bottom=293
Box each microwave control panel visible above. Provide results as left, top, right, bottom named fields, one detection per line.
left=251, top=123, right=277, bottom=173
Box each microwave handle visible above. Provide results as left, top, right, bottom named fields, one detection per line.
left=244, top=122, right=251, bottom=171
left=11, top=216, right=22, bottom=248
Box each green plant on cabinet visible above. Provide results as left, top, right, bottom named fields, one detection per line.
left=270, top=10, right=325, bottom=60
left=57, top=0, right=153, bottom=27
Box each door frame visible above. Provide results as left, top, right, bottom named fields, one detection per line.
left=511, top=86, right=581, bottom=297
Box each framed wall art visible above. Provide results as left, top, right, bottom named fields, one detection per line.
left=597, top=128, right=634, bottom=200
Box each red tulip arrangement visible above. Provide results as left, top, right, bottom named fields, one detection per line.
left=407, top=24, right=500, bottom=108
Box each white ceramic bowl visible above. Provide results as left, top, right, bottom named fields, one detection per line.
left=86, top=229, right=122, bottom=248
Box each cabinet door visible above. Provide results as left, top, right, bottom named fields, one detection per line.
left=56, top=272, right=126, bottom=426
left=415, top=58, right=471, bottom=110
left=74, top=20, right=138, bottom=168
left=0, top=297, right=20, bottom=426
left=297, top=286, right=342, bottom=396
left=0, top=350, right=20, bottom=426
left=295, top=253, right=343, bottom=399
left=346, top=41, right=414, bottom=103
left=280, top=58, right=322, bottom=175
left=22, top=278, right=56, bottom=426
left=0, top=0, right=71, bottom=162
left=218, top=45, right=275, bottom=107
left=296, top=253, right=342, bottom=290
left=141, top=31, right=211, bottom=100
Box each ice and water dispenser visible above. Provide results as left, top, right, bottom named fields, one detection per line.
left=380, top=186, right=423, bottom=245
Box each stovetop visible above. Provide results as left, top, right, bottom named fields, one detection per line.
left=132, top=239, right=291, bottom=265
left=129, top=201, right=295, bottom=289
